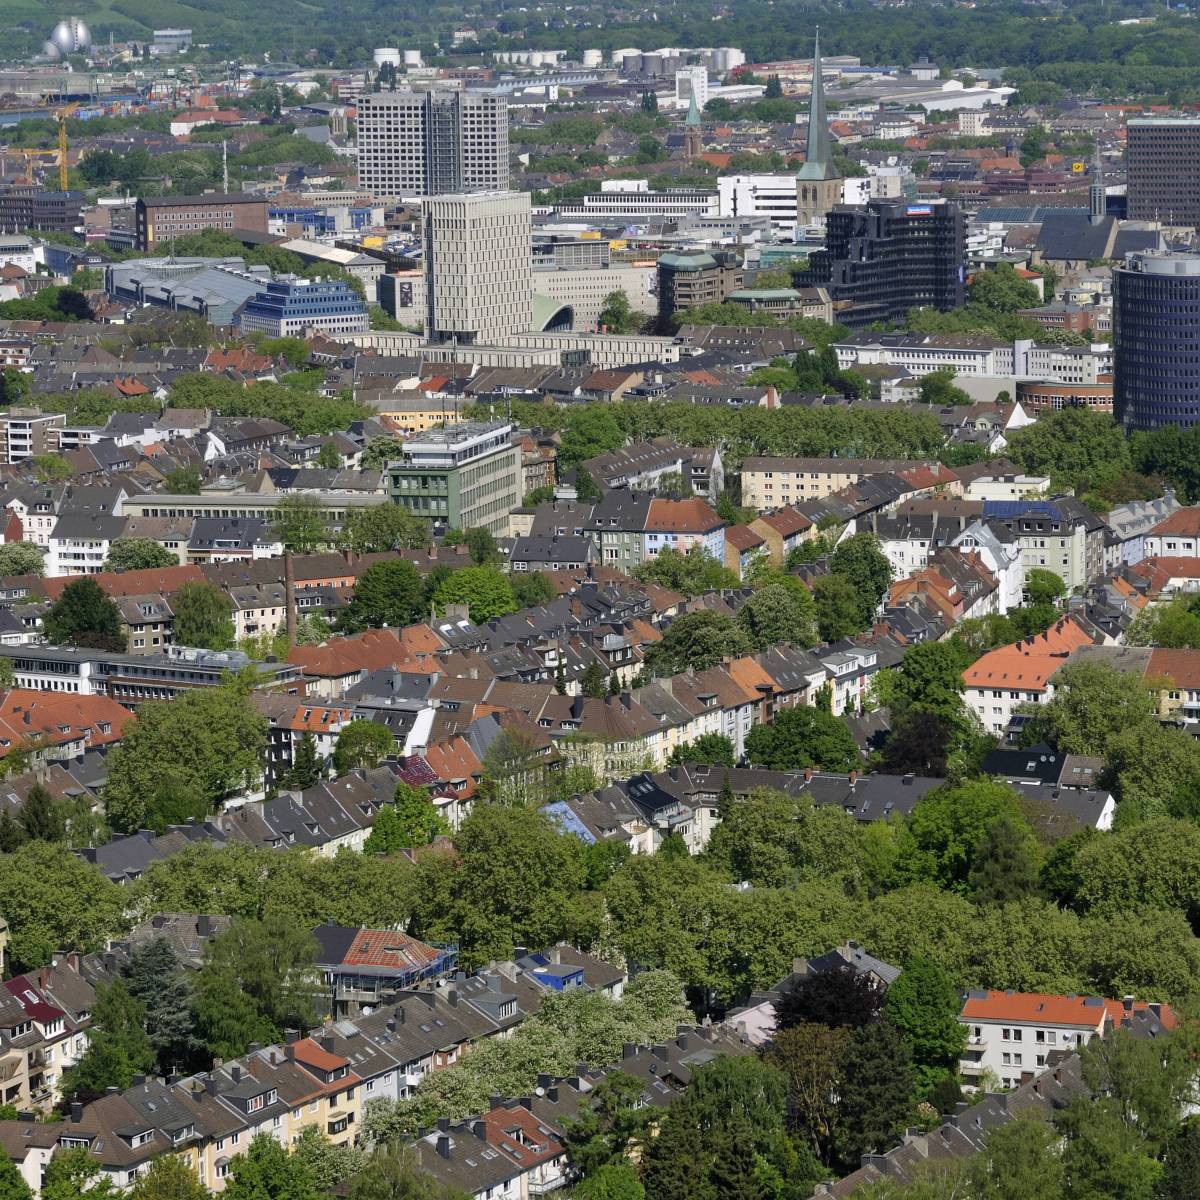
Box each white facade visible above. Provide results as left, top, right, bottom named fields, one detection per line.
left=675, top=65, right=710, bottom=111
left=953, top=521, right=1024, bottom=614
left=963, top=473, right=1050, bottom=502
left=424, top=192, right=533, bottom=345
left=717, top=175, right=801, bottom=236
left=534, top=263, right=656, bottom=330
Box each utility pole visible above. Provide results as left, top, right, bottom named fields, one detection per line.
left=222, top=140, right=229, bottom=193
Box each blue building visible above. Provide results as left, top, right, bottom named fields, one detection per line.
left=269, top=206, right=377, bottom=236
left=237, top=276, right=368, bottom=338
left=1115, top=251, right=1200, bottom=432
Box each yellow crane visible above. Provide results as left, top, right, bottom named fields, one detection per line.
left=55, top=102, right=79, bottom=191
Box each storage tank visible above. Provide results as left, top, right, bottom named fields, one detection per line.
left=582, top=48, right=602, bottom=67
left=643, top=52, right=664, bottom=76
left=613, top=46, right=640, bottom=68
left=530, top=51, right=545, bottom=67
left=373, top=47, right=401, bottom=68
left=403, top=48, right=423, bottom=67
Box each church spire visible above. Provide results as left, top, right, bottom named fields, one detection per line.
left=797, top=28, right=838, bottom=181
left=685, top=88, right=701, bottom=127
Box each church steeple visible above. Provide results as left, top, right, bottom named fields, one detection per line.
left=685, top=89, right=701, bottom=127
left=797, top=28, right=838, bottom=182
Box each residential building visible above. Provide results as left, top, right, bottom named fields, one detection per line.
left=1125, top=117, right=1200, bottom=225
left=963, top=615, right=1100, bottom=733
left=388, top=421, right=523, bottom=535
left=1143, top=507, right=1200, bottom=559
left=1114, top=251, right=1200, bottom=432
left=981, top=498, right=1108, bottom=589
left=134, top=193, right=270, bottom=252
left=356, top=91, right=509, bottom=199
left=238, top=278, right=369, bottom=339
left=0, top=410, right=65, bottom=464
left=423, top=192, right=533, bottom=345
left=798, top=198, right=966, bottom=328
left=959, top=990, right=1173, bottom=1090
left=741, top=456, right=935, bottom=509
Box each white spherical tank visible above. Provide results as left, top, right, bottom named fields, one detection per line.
left=49, top=16, right=89, bottom=55
left=373, top=47, right=401, bottom=68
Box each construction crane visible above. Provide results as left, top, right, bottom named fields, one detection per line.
left=20, top=148, right=58, bottom=184
left=55, top=103, right=79, bottom=191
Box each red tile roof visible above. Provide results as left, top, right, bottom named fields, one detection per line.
left=960, top=989, right=1175, bottom=1029
left=339, top=928, right=444, bottom=970
left=40, top=564, right=205, bottom=601
left=0, top=689, right=134, bottom=757
left=646, top=498, right=724, bottom=534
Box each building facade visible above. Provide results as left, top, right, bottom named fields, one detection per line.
left=656, top=251, right=743, bottom=322
left=356, top=91, right=509, bottom=199
left=423, top=191, right=532, bottom=345
left=134, top=194, right=270, bottom=251
left=1114, top=251, right=1200, bottom=432
left=1125, top=118, right=1200, bottom=226
left=0, top=187, right=84, bottom=235
left=798, top=199, right=966, bottom=327
left=387, top=421, right=523, bottom=534
left=237, top=278, right=369, bottom=338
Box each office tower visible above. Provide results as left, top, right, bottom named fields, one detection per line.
left=423, top=191, right=532, bottom=344
left=1126, top=118, right=1200, bottom=226
left=1114, top=251, right=1200, bottom=432
left=356, top=90, right=509, bottom=199
left=656, top=251, right=743, bottom=322
left=135, top=193, right=269, bottom=251
left=797, top=198, right=966, bottom=327
left=387, top=421, right=523, bottom=534
left=238, top=278, right=368, bottom=338
left=795, top=31, right=843, bottom=228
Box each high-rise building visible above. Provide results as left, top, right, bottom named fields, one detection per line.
left=1114, top=251, right=1200, bottom=432
left=356, top=90, right=509, bottom=199
left=797, top=198, right=965, bottom=327
left=423, top=191, right=532, bottom=344
left=795, top=31, right=843, bottom=228
left=1126, top=118, right=1200, bottom=226
left=387, top=421, right=523, bottom=534
left=656, top=251, right=743, bottom=322
left=238, top=277, right=369, bottom=338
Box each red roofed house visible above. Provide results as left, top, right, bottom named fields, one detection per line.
left=1143, top=508, right=1200, bottom=558
left=644, top=498, right=725, bottom=561
left=724, top=524, right=767, bottom=579
left=962, top=615, right=1099, bottom=733
left=749, top=506, right=814, bottom=567
left=0, top=690, right=133, bottom=762
left=311, top=921, right=457, bottom=1017
left=959, top=989, right=1175, bottom=1091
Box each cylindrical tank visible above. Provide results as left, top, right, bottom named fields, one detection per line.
left=582, top=49, right=602, bottom=68
left=530, top=51, right=545, bottom=67
left=643, top=52, right=664, bottom=76
left=613, top=47, right=640, bottom=68
left=403, top=49, right=422, bottom=67
left=373, top=47, right=401, bottom=68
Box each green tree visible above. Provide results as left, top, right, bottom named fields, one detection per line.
left=364, top=783, right=448, bottom=852
left=837, top=1021, right=914, bottom=1167
left=339, top=505, right=429, bottom=554
left=511, top=570, right=556, bottom=609
left=18, top=784, right=64, bottom=843
left=970, top=262, right=1041, bottom=313
left=332, top=719, right=395, bottom=774
left=560, top=407, right=624, bottom=468
left=0, top=1148, right=30, bottom=1200
left=667, top=733, right=736, bottom=768
left=0, top=541, right=43, bottom=576
left=339, top=560, right=426, bottom=631
left=562, top=1071, right=653, bottom=1176
left=886, top=639, right=972, bottom=725
left=172, top=580, right=235, bottom=650
left=575, top=466, right=603, bottom=503
left=123, top=935, right=201, bottom=1077
left=222, top=1134, right=319, bottom=1200
left=632, top=545, right=739, bottom=597
left=270, top=495, right=332, bottom=554
left=41, top=1149, right=116, bottom=1200
left=744, top=706, right=860, bottom=772
left=164, top=464, right=203, bottom=494
left=44, top=578, right=124, bottom=651
left=0, top=841, right=123, bottom=971
left=291, top=1127, right=366, bottom=1190
left=580, top=661, right=608, bottom=699
left=1026, top=661, right=1155, bottom=756
left=104, top=538, right=176, bottom=571
left=1158, top=1118, right=1200, bottom=1200
left=767, top=1022, right=850, bottom=1165
left=102, top=676, right=267, bottom=834
left=61, top=979, right=155, bottom=1097
left=969, top=1118, right=1064, bottom=1200
left=464, top=527, right=498, bottom=566
left=1006, top=408, right=1130, bottom=494
left=829, top=533, right=893, bottom=628
left=969, top=816, right=1042, bottom=905
left=812, top=574, right=863, bottom=640
left=195, top=917, right=319, bottom=1058
left=917, top=367, right=971, bottom=406
left=128, top=1156, right=208, bottom=1200
left=598, top=289, right=637, bottom=334
left=884, top=957, right=966, bottom=1092
left=360, top=437, right=400, bottom=471
left=736, top=582, right=817, bottom=649
left=431, top=566, right=517, bottom=624
left=283, top=732, right=322, bottom=790
left=32, top=454, right=72, bottom=483
left=1025, top=568, right=1066, bottom=607
left=316, top=442, right=341, bottom=470
left=644, top=610, right=752, bottom=676
left=574, top=1164, right=644, bottom=1200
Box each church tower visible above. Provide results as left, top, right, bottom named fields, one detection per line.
left=683, top=89, right=703, bottom=161
left=795, top=29, right=844, bottom=228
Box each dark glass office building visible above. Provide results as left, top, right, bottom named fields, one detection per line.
left=1114, top=251, right=1200, bottom=432
left=796, top=198, right=966, bottom=327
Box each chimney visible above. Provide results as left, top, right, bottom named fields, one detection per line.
left=803, top=766, right=813, bottom=781
left=472, top=1121, right=487, bottom=1141
left=548, top=1086, right=559, bottom=1102
left=537, top=1073, right=551, bottom=1089
left=621, top=1042, right=636, bottom=1059
left=205, top=1076, right=218, bottom=1096
left=197, top=915, right=212, bottom=938
left=69, top=1101, right=82, bottom=1122
left=436, top=1134, right=451, bottom=1158
left=320, top=1034, right=336, bottom=1053
left=848, top=769, right=858, bottom=785
left=386, top=1017, right=396, bottom=1032
left=436, top=1117, right=451, bottom=1132
left=448, top=990, right=459, bottom=1007
left=1122, top=995, right=1134, bottom=1013
left=285, top=1029, right=300, bottom=1044
left=1149, top=1002, right=1162, bottom=1018
left=231, top=1065, right=241, bottom=1083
